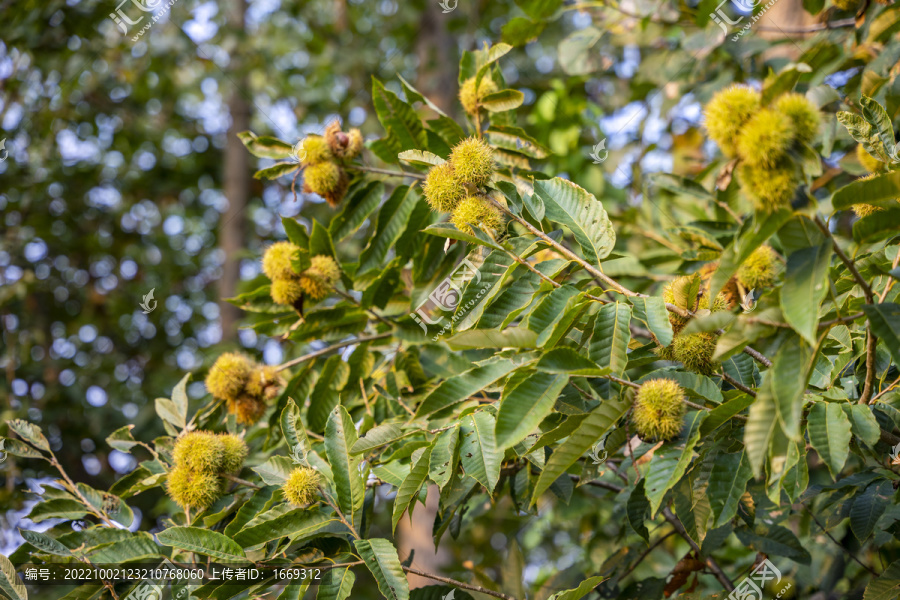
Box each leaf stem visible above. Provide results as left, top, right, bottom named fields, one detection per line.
left=348, top=165, right=426, bottom=180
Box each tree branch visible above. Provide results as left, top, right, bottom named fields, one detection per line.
left=661, top=507, right=735, bottom=592
left=402, top=566, right=518, bottom=600
left=277, top=333, right=392, bottom=372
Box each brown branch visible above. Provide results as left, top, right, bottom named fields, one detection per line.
left=402, top=566, right=518, bottom=600
left=221, top=473, right=260, bottom=489
left=661, top=507, right=735, bottom=592
left=277, top=333, right=392, bottom=373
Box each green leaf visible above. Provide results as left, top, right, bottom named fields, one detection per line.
left=846, top=404, right=881, bottom=447
left=626, top=479, right=650, bottom=543
left=254, top=162, right=300, bottom=180
left=330, top=182, right=385, bottom=242
left=106, top=425, right=139, bottom=453
left=283, top=216, right=311, bottom=249
left=502, top=17, right=546, bottom=46
left=281, top=398, right=311, bottom=457
left=854, top=208, right=900, bottom=243
left=421, top=222, right=504, bottom=252
left=325, top=406, right=365, bottom=527
left=628, top=297, right=674, bottom=347
left=851, top=480, right=891, bottom=542
left=532, top=396, right=629, bottom=503
left=8, top=419, right=50, bottom=451
left=864, top=560, right=900, bottom=600
left=708, top=451, right=753, bottom=528
left=744, top=377, right=780, bottom=478
left=710, top=210, right=793, bottom=301
left=700, top=394, right=754, bottom=436
left=460, top=411, right=502, bottom=492
left=545, top=576, right=607, bottom=600
left=771, top=335, right=812, bottom=439
left=480, top=89, right=525, bottom=112
left=310, top=219, right=338, bottom=260
left=358, top=185, right=421, bottom=274
left=238, top=131, right=294, bottom=159
left=807, top=401, right=853, bottom=480
left=252, top=456, right=296, bottom=486
left=496, top=371, right=569, bottom=449
left=20, top=529, right=73, bottom=556
left=317, top=567, right=356, bottom=600
left=734, top=524, right=811, bottom=564
left=83, top=532, right=159, bottom=562
left=392, top=446, right=433, bottom=532
left=372, top=77, right=427, bottom=152
left=833, top=171, right=900, bottom=211
left=780, top=243, right=832, bottom=344
left=649, top=173, right=717, bottom=203
left=416, top=359, right=519, bottom=417
left=444, top=327, right=539, bottom=349
left=234, top=508, right=343, bottom=547
left=28, top=499, right=90, bottom=523
left=532, top=177, right=616, bottom=264
left=0, top=437, right=45, bottom=459
left=429, top=426, right=459, bottom=490
left=354, top=538, right=410, bottom=600
left=642, top=411, right=705, bottom=516
left=863, top=303, right=900, bottom=366
left=398, top=150, right=445, bottom=168
left=589, top=302, right=632, bottom=377
left=534, top=348, right=611, bottom=376
left=156, top=527, right=247, bottom=562
left=860, top=95, right=897, bottom=153
left=0, top=553, right=28, bottom=600
left=352, top=423, right=408, bottom=454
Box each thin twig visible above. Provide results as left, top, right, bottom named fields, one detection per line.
left=756, top=17, right=855, bottom=33
left=402, top=566, right=518, bottom=600
left=803, top=504, right=879, bottom=576
left=277, top=333, right=392, bottom=372
left=619, top=530, right=678, bottom=581
left=319, top=486, right=361, bottom=540
left=661, top=507, right=735, bottom=592
left=222, top=473, right=260, bottom=489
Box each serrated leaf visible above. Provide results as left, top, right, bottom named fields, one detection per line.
left=642, top=411, right=705, bottom=515
left=325, top=406, right=365, bottom=527
left=252, top=456, right=296, bottom=486
left=480, top=89, right=525, bottom=112
left=734, top=524, right=811, bottom=564
left=534, top=348, right=611, bottom=376
left=392, top=446, right=433, bottom=532
left=8, top=419, right=50, bottom=451
left=851, top=480, right=891, bottom=542
left=807, top=401, right=852, bottom=480
left=496, top=371, right=568, bottom=450
left=589, top=302, right=632, bottom=377
left=710, top=210, right=792, bottom=301
left=772, top=335, right=812, bottom=440
left=628, top=297, right=674, bottom=347
left=354, top=538, right=410, bottom=600
left=833, top=171, right=900, bottom=211
left=429, top=427, right=459, bottom=490
left=708, top=451, right=753, bottom=528
left=358, top=185, right=421, bottom=274
left=317, top=567, right=356, bottom=600
left=780, top=243, right=832, bottom=344
left=0, top=553, right=28, bottom=600
left=627, top=479, right=650, bottom=543
left=546, top=576, right=607, bottom=600
left=416, top=359, right=519, bottom=417
left=254, top=162, right=300, bottom=180
left=533, top=177, right=616, bottom=264
left=20, top=529, right=73, bottom=556
left=372, top=77, right=426, bottom=152
left=398, top=150, right=445, bottom=168
left=863, top=303, right=900, bottom=366
left=238, top=131, right=294, bottom=159
left=532, top=396, right=629, bottom=503
left=156, top=527, right=247, bottom=562
left=864, top=560, right=900, bottom=600
left=460, top=412, right=501, bottom=492
left=744, top=377, right=779, bottom=479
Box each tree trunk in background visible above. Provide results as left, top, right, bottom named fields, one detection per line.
left=397, top=7, right=457, bottom=587
left=398, top=485, right=450, bottom=589
left=220, top=0, right=249, bottom=343
left=415, top=1, right=457, bottom=114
